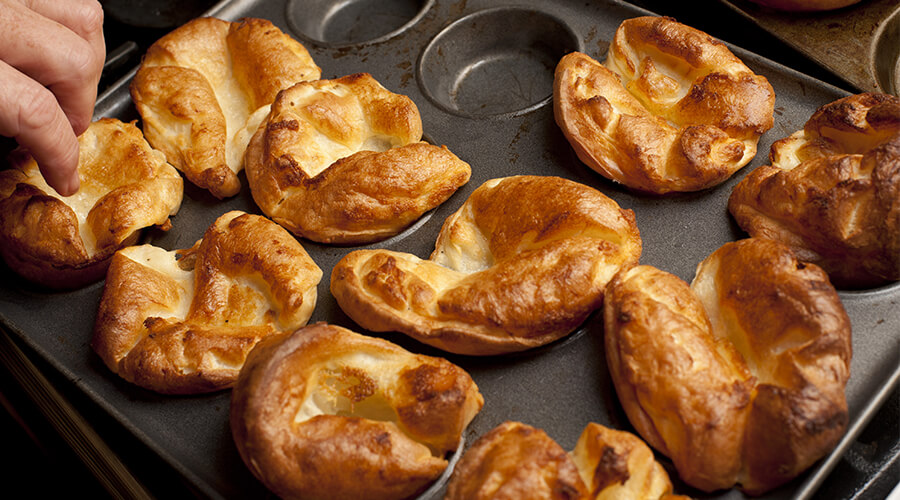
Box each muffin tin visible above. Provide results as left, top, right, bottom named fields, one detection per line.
left=1, top=0, right=898, bottom=498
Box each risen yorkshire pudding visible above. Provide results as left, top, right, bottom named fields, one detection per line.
left=729, top=92, right=900, bottom=288
left=92, top=211, right=321, bottom=394
left=330, top=175, right=642, bottom=355
left=445, top=421, right=683, bottom=500
left=445, top=421, right=589, bottom=500
left=604, top=238, right=852, bottom=494
left=571, top=423, right=686, bottom=500
left=131, top=17, right=321, bottom=198
left=554, top=17, right=775, bottom=194
left=230, top=323, right=483, bottom=500
left=244, top=73, right=471, bottom=244
left=0, top=118, right=182, bottom=289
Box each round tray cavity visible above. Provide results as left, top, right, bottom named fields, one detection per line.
left=417, top=7, right=580, bottom=119
left=872, top=6, right=900, bottom=95
left=286, top=0, right=432, bottom=46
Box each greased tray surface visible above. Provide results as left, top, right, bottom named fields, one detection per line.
left=1, top=0, right=898, bottom=498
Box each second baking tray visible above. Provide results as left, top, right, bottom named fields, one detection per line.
left=719, top=0, right=900, bottom=95
left=1, top=0, right=898, bottom=498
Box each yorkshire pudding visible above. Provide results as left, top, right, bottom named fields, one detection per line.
left=330, top=175, right=642, bottom=355
left=445, top=421, right=588, bottom=500
left=445, top=421, right=683, bottom=500
left=244, top=73, right=471, bottom=244
left=0, top=118, right=182, bottom=289
left=554, top=17, right=775, bottom=194
left=131, top=17, right=321, bottom=198
left=571, top=423, right=686, bottom=500
left=92, top=211, right=321, bottom=394
left=729, top=92, right=900, bottom=288
left=230, top=323, right=483, bottom=500
left=604, top=238, right=852, bottom=494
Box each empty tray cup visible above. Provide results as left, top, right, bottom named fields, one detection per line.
left=417, top=7, right=581, bottom=118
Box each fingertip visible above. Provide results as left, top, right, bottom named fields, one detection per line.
left=0, top=60, right=85, bottom=196
left=62, top=170, right=81, bottom=197
left=39, top=138, right=81, bottom=197
left=69, top=113, right=92, bottom=137
left=60, top=141, right=82, bottom=196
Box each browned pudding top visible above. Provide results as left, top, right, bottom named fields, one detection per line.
left=330, top=175, right=642, bottom=355
left=554, top=16, right=775, bottom=193
left=131, top=17, right=321, bottom=198
left=245, top=73, right=471, bottom=244
left=91, top=211, right=321, bottom=394
left=604, top=238, right=851, bottom=494
left=0, top=118, right=183, bottom=288
left=230, top=323, right=483, bottom=500
left=729, top=92, right=900, bottom=287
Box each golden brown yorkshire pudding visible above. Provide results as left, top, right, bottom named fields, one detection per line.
left=244, top=73, right=471, bottom=244
left=92, top=211, right=321, bottom=394
left=729, top=92, right=900, bottom=288
left=0, top=118, right=182, bottom=289
left=571, top=423, right=688, bottom=500
left=445, top=421, right=684, bottom=500
left=330, top=175, right=642, bottom=355
left=604, top=238, right=852, bottom=494
left=131, top=17, right=321, bottom=199
left=230, top=323, right=483, bottom=500
left=554, top=17, right=775, bottom=194
left=445, top=421, right=589, bottom=500
left=745, top=0, right=862, bottom=11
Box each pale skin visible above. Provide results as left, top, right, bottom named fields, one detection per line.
left=0, top=0, right=105, bottom=196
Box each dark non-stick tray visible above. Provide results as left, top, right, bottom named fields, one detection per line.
left=2, top=0, right=898, bottom=498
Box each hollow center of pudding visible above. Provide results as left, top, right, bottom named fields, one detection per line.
left=121, top=245, right=194, bottom=320
left=276, top=84, right=408, bottom=179
left=295, top=362, right=401, bottom=425
left=21, top=162, right=104, bottom=255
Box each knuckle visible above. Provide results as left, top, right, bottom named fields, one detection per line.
left=19, top=85, right=62, bottom=133
left=74, top=0, right=105, bottom=36
left=68, top=45, right=98, bottom=79
left=61, top=43, right=101, bottom=86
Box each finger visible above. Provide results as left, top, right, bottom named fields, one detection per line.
left=23, top=0, right=106, bottom=67
left=24, top=0, right=106, bottom=136
left=0, top=60, right=81, bottom=196
left=0, top=0, right=104, bottom=136
left=19, top=0, right=106, bottom=135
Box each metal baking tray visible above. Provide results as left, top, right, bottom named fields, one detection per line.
left=1, top=0, right=898, bottom=498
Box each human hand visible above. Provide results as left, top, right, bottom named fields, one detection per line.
left=0, top=0, right=105, bottom=196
